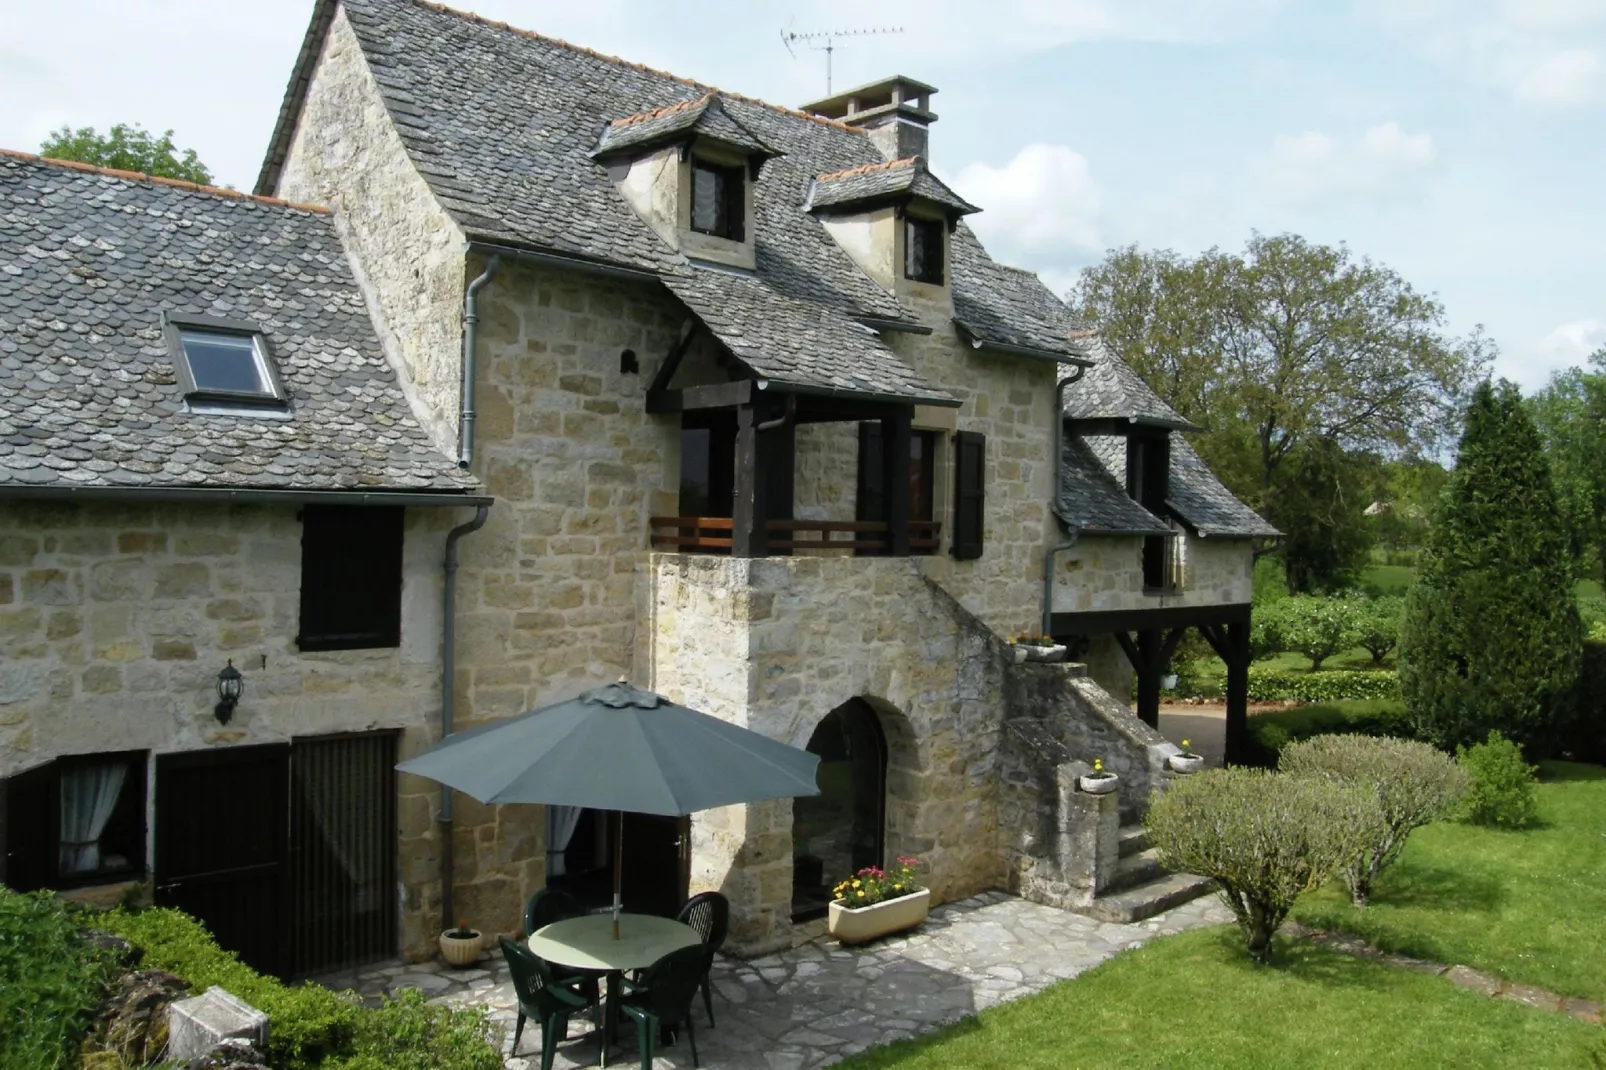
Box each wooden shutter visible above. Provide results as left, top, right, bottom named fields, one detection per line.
left=856, top=422, right=885, bottom=523
left=1, top=760, right=55, bottom=891
left=952, top=430, right=985, bottom=560
left=298, top=506, right=405, bottom=651
left=725, top=165, right=745, bottom=242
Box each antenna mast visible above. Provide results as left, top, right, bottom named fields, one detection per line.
left=780, top=25, right=903, bottom=94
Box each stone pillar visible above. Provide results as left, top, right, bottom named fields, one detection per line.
left=1056, top=763, right=1121, bottom=902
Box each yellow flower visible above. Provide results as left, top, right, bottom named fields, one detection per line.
left=1181, top=739, right=1191, bottom=750
left=1092, top=758, right=1104, bottom=773
left=852, top=879, right=861, bottom=888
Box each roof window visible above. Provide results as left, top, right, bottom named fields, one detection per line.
left=690, top=159, right=745, bottom=242
left=904, top=217, right=944, bottom=285
left=163, top=314, right=288, bottom=410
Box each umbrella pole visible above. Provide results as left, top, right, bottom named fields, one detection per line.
left=612, top=809, right=623, bottom=940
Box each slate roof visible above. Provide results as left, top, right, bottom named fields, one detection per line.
left=0, top=152, right=475, bottom=495
left=1061, top=335, right=1200, bottom=430
left=1056, top=435, right=1170, bottom=535
left=952, top=233, right=1092, bottom=361
left=1064, top=430, right=1278, bottom=539
left=255, top=0, right=1091, bottom=397
left=592, top=94, right=779, bottom=162
left=806, top=158, right=978, bottom=217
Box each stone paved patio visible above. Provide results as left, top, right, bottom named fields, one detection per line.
left=316, top=891, right=1233, bottom=1069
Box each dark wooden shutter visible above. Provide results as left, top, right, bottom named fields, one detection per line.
left=1, top=760, right=54, bottom=891
left=725, top=165, right=745, bottom=242
left=298, top=506, right=405, bottom=651
left=952, top=430, right=985, bottom=560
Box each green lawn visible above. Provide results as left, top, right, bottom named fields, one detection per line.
left=1293, top=762, right=1606, bottom=1001
left=834, top=926, right=1602, bottom=1069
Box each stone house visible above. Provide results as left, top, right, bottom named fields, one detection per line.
left=1, top=0, right=1273, bottom=974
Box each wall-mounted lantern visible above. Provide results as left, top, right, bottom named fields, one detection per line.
left=215, top=660, right=244, bottom=724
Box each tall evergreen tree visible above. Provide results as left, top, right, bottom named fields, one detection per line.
left=1400, top=380, right=1581, bottom=754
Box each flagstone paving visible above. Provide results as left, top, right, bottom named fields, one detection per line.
left=317, top=891, right=1234, bottom=1069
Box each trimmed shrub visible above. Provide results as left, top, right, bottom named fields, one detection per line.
left=1353, top=595, right=1404, bottom=666
left=1145, top=768, right=1381, bottom=963
left=0, top=887, right=118, bottom=1070
left=1247, top=668, right=1401, bottom=703
left=1400, top=380, right=1583, bottom=755
left=1280, top=734, right=1468, bottom=906
left=1247, top=700, right=1412, bottom=765
left=1262, top=595, right=1362, bottom=671
left=1456, top=732, right=1540, bottom=828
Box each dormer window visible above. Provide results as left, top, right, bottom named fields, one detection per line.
left=163, top=313, right=287, bottom=409
left=904, top=217, right=944, bottom=285
left=690, top=159, right=745, bottom=241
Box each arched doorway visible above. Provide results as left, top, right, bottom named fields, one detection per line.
left=791, top=698, right=886, bottom=920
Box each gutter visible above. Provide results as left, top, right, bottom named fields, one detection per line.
left=753, top=378, right=961, bottom=410
left=0, top=485, right=492, bottom=508
left=439, top=502, right=491, bottom=933
left=463, top=240, right=660, bottom=284
left=458, top=255, right=501, bottom=468
left=958, top=329, right=1095, bottom=369
left=1043, top=365, right=1089, bottom=637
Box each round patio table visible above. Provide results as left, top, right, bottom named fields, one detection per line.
left=529, top=913, right=702, bottom=1068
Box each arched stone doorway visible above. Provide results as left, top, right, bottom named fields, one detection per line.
left=790, top=698, right=886, bottom=920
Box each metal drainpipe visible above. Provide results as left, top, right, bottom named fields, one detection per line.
left=457, top=256, right=502, bottom=468
left=439, top=503, right=490, bottom=932
left=1042, top=366, right=1089, bottom=637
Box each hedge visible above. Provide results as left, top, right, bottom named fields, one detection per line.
left=1247, top=668, right=1401, bottom=703
left=1246, top=700, right=1413, bottom=766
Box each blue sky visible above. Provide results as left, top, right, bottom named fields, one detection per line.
left=4, top=0, right=1602, bottom=391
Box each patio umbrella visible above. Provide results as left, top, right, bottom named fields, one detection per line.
left=397, top=679, right=820, bottom=937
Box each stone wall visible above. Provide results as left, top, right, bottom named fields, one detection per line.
left=1050, top=533, right=1254, bottom=615
left=0, top=498, right=474, bottom=960
left=275, top=5, right=468, bottom=457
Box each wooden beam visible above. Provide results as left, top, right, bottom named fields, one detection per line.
left=1112, top=631, right=1142, bottom=674
left=882, top=407, right=912, bottom=557
left=648, top=320, right=701, bottom=394
left=1198, top=623, right=1229, bottom=662
left=1225, top=620, right=1251, bottom=766
left=1052, top=602, right=1251, bottom=638
left=1135, top=629, right=1163, bottom=729
left=731, top=402, right=765, bottom=557
left=645, top=379, right=753, bottom=414
left=1159, top=627, right=1188, bottom=667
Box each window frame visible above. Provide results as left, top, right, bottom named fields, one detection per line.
left=1, top=750, right=149, bottom=892
left=903, top=215, right=945, bottom=285
left=688, top=157, right=746, bottom=242
left=162, top=312, right=289, bottom=408
left=296, top=505, right=406, bottom=652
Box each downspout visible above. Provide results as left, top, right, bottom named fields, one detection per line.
left=439, top=503, right=490, bottom=932
left=1043, top=367, right=1089, bottom=637
left=457, top=256, right=502, bottom=468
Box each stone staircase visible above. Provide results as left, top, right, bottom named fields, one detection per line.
left=1074, top=825, right=1216, bottom=924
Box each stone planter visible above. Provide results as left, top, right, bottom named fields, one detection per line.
left=1168, top=753, right=1205, bottom=774
left=828, top=888, right=931, bottom=945
left=438, top=929, right=482, bottom=966
left=1015, top=644, right=1067, bottom=664
left=1079, top=773, right=1120, bottom=795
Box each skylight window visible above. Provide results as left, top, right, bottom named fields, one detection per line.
left=163, top=314, right=287, bottom=408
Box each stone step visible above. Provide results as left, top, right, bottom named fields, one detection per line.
left=1117, top=825, right=1150, bottom=858
left=1075, top=872, right=1217, bottom=925
left=1105, top=848, right=1166, bottom=893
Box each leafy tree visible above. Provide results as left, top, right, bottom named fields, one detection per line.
left=1353, top=595, right=1404, bottom=666
left=1261, top=595, right=1360, bottom=671
left=39, top=123, right=212, bottom=185
left=1267, top=437, right=1378, bottom=592
left=1528, top=350, right=1606, bottom=579
left=1400, top=380, right=1583, bottom=755
left=1370, top=457, right=1450, bottom=551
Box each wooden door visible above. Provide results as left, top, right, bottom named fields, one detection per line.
left=620, top=812, right=689, bottom=918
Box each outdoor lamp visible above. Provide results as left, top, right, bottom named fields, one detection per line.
left=215, top=660, right=244, bottom=724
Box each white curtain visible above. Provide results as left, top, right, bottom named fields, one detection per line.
left=546, top=806, right=584, bottom=877
left=59, top=762, right=127, bottom=875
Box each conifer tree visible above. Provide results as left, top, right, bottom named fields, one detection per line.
left=1400, top=380, right=1581, bottom=754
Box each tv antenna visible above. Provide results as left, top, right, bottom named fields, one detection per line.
left=781, top=24, right=903, bottom=95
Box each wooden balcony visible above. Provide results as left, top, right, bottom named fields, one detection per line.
left=650, top=517, right=940, bottom=555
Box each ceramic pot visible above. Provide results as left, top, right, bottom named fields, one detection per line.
left=828, top=888, right=931, bottom=945
left=439, top=929, right=482, bottom=966
left=1079, top=773, right=1119, bottom=795
left=1168, top=753, right=1205, bottom=774
left=1161, top=673, right=1179, bottom=689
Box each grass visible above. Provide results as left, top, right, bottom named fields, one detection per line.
left=833, top=926, right=1602, bottom=1069
left=1293, top=761, right=1606, bottom=1001
left=1361, top=563, right=1417, bottom=597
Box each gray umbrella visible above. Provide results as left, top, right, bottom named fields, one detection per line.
left=397, top=680, right=820, bottom=935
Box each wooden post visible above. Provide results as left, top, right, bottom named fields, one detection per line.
left=1135, top=628, right=1162, bottom=728
left=1225, top=620, right=1251, bottom=765
left=731, top=402, right=766, bottom=557
left=882, top=407, right=912, bottom=556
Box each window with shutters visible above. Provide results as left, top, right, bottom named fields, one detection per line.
left=1, top=751, right=147, bottom=892
left=1127, top=433, right=1177, bottom=592
left=903, top=217, right=944, bottom=285
left=690, top=159, right=745, bottom=241
left=856, top=425, right=938, bottom=556
left=297, top=506, right=405, bottom=651
left=951, top=430, right=985, bottom=560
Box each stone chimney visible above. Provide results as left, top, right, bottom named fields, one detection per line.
left=801, top=76, right=938, bottom=162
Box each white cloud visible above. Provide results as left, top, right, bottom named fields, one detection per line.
left=953, top=143, right=1104, bottom=263
left=1255, top=121, right=1435, bottom=203
left=1503, top=319, right=1606, bottom=391
left=1516, top=48, right=1606, bottom=104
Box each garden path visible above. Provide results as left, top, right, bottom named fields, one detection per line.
left=318, top=891, right=1232, bottom=1069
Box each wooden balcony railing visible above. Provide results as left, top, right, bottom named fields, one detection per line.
left=649, top=517, right=941, bottom=555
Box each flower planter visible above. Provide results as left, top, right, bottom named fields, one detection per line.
left=1161, top=673, right=1179, bottom=689
left=1168, top=753, right=1205, bottom=774
left=438, top=929, right=483, bottom=967
left=828, top=888, right=931, bottom=945
left=1079, top=773, right=1120, bottom=795
left=1015, top=644, right=1067, bottom=664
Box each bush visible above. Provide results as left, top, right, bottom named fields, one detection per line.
left=1247, top=700, right=1412, bottom=765
left=1280, top=734, right=1468, bottom=906
left=1145, top=768, right=1381, bottom=963
left=0, top=887, right=118, bottom=1070
left=1400, top=381, right=1583, bottom=755
left=1353, top=595, right=1404, bottom=666
left=1456, top=732, right=1540, bottom=828
left=1262, top=596, right=1362, bottom=671
left=1569, top=639, right=1606, bottom=764
left=324, top=989, right=503, bottom=1070
left=1247, top=668, right=1401, bottom=703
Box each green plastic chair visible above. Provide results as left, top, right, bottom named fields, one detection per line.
left=498, top=935, right=601, bottom=1070
left=617, top=943, right=707, bottom=1069
left=523, top=888, right=602, bottom=1000
left=675, top=891, right=729, bottom=1026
